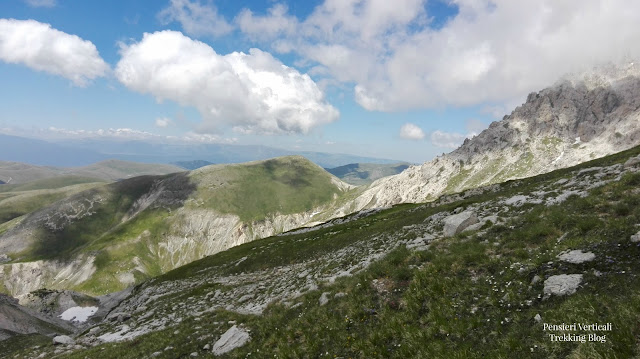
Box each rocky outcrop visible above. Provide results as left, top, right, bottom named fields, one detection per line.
left=0, top=293, right=73, bottom=341
left=557, top=250, right=595, bottom=264
left=212, top=325, right=250, bottom=356
left=19, top=289, right=99, bottom=323
left=338, top=63, right=640, bottom=211
left=543, top=274, right=583, bottom=297
left=53, top=335, right=75, bottom=345
left=0, top=256, right=96, bottom=297
left=443, top=211, right=479, bottom=237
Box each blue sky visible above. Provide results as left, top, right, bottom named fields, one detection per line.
left=1, top=0, right=639, bottom=163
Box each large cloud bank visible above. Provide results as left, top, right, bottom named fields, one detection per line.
left=237, top=0, right=640, bottom=111
left=115, top=31, right=338, bottom=135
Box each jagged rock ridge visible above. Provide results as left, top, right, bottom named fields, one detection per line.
left=342, top=63, right=640, bottom=210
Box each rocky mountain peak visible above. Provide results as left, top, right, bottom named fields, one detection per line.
left=339, top=63, right=640, bottom=211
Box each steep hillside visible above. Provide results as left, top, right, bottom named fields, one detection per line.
left=0, top=159, right=183, bottom=185
left=4, top=143, right=640, bottom=358
left=344, top=63, right=640, bottom=210
left=326, top=163, right=411, bottom=186
left=0, top=181, right=105, bottom=230
left=0, top=156, right=352, bottom=296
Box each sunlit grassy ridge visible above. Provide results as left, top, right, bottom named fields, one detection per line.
left=189, top=156, right=344, bottom=222
left=8, top=145, right=636, bottom=358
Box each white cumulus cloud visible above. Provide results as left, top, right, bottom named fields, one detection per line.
left=0, top=19, right=109, bottom=86
left=430, top=130, right=467, bottom=149
left=237, top=0, right=640, bottom=112
left=115, top=31, right=339, bottom=135
left=158, top=0, right=233, bottom=38
left=155, top=117, right=172, bottom=128
left=236, top=4, right=298, bottom=41
left=399, top=123, right=425, bottom=140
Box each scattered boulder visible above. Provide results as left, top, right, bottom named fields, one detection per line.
left=107, top=311, right=131, bottom=322
left=531, top=275, right=541, bottom=285
left=543, top=274, right=583, bottom=297
left=631, top=230, right=640, bottom=242
left=406, top=236, right=431, bottom=250
left=557, top=250, right=595, bottom=264
left=443, top=211, right=479, bottom=237
left=334, top=292, right=347, bottom=299
left=534, top=314, right=542, bottom=323
left=624, top=155, right=640, bottom=168
left=212, top=325, right=251, bottom=356
left=53, top=335, right=75, bottom=345
left=319, top=292, right=330, bottom=306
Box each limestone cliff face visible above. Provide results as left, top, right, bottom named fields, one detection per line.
left=342, top=63, right=640, bottom=211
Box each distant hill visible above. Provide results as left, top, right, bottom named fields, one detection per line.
left=172, top=160, right=214, bottom=170
left=326, top=162, right=411, bottom=186
left=0, top=160, right=184, bottom=186
left=0, top=156, right=353, bottom=296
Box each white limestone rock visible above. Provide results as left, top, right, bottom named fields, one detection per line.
left=53, top=335, right=75, bottom=345
left=443, top=211, right=479, bottom=237
left=624, top=155, right=640, bottom=168
left=319, top=292, right=330, bottom=306
left=212, top=325, right=250, bottom=356
left=543, top=274, right=583, bottom=297
left=557, top=250, right=595, bottom=264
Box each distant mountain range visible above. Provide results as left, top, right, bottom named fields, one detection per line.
left=0, top=134, right=400, bottom=169
left=325, top=162, right=411, bottom=186
left=0, top=160, right=183, bottom=185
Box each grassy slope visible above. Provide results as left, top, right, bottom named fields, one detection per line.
left=0, top=159, right=183, bottom=227
left=25, top=144, right=640, bottom=359
left=0, top=161, right=61, bottom=185
left=189, top=156, right=344, bottom=222
left=0, top=176, right=105, bottom=193
left=4, top=156, right=346, bottom=295
left=0, top=181, right=106, bottom=226
left=17, top=175, right=178, bottom=262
